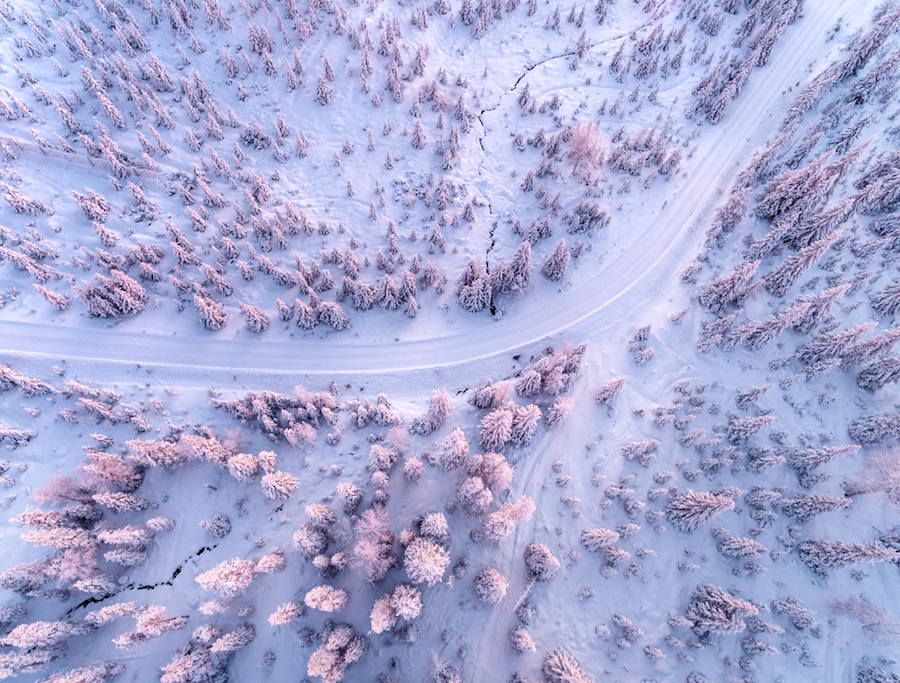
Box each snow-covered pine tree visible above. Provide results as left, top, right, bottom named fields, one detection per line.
left=706, top=187, right=751, bottom=247
left=524, top=543, right=560, bottom=582
left=798, top=322, right=877, bottom=367
left=621, top=439, right=658, bottom=466
left=481, top=496, right=535, bottom=543
left=857, top=357, right=900, bottom=391
left=439, top=428, right=469, bottom=470
left=542, top=239, right=571, bottom=280
left=541, top=648, right=592, bottom=683
left=545, top=396, right=573, bottom=430
left=728, top=300, right=810, bottom=351
left=797, top=540, right=900, bottom=576
left=580, top=528, right=619, bottom=552
left=697, top=260, right=760, bottom=313
left=474, top=567, right=508, bottom=604
left=779, top=493, right=851, bottom=521
left=317, top=301, right=350, bottom=330
left=735, top=384, right=773, bottom=409
left=404, top=538, right=449, bottom=586
left=872, top=282, right=900, bottom=318
left=726, top=415, right=776, bottom=444
left=685, top=584, right=758, bottom=636
left=666, top=490, right=735, bottom=532
left=510, top=404, right=541, bottom=447
left=763, top=231, right=840, bottom=298
left=717, top=535, right=767, bottom=559
left=193, top=292, right=227, bottom=330
left=479, top=405, right=514, bottom=450
left=595, top=377, right=626, bottom=414
left=783, top=196, right=855, bottom=250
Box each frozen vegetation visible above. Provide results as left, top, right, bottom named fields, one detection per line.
left=4, top=0, right=900, bottom=680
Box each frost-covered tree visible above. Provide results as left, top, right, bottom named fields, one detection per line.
left=317, top=301, right=350, bottom=330
left=666, top=490, right=735, bottom=532
left=239, top=302, right=268, bottom=332
left=847, top=413, right=900, bottom=446
left=621, top=439, right=658, bottom=467
left=474, top=567, right=508, bottom=604
left=404, top=538, right=449, bottom=586
left=786, top=445, right=859, bottom=480
left=195, top=558, right=256, bottom=598
left=524, top=544, right=560, bottom=582
left=706, top=187, right=751, bottom=247
left=858, top=358, right=900, bottom=392
left=697, top=260, right=759, bottom=313
left=510, top=626, right=537, bottom=654
left=481, top=496, right=535, bottom=543
left=798, top=540, right=900, bottom=576
left=580, top=528, right=619, bottom=552
left=457, top=476, right=493, bottom=515
left=545, top=396, right=574, bottom=430
left=352, top=507, right=394, bottom=583
left=735, top=384, right=774, bottom=410
left=717, top=536, right=767, bottom=559
left=542, top=240, right=571, bottom=281
left=409, top=390, right=451, bottom=435
left=595, top=377, right=626, bottom=414
left=779, top=494, right=852, bottom=521
left=510, top=404, right=542, bottom=448
left=75, top=271, right=148, bottom=318
left=479, top=405, right=514, bottom=450
left=439, top=428, right=469, bottom=470
left=726, top=415, right=776, bottom=445
left=685, top=584, right=758, bottom=636
left=763, top=231, right=840, bottom=298
left=798, top=323, right=877, bottom=367
left=193, top=292, right=227, bottom=330
left=305, top=585, right=349, bottom=612
left=261, top=471, right=300, bottom=500
left=541, top=648, right=592, bottom=683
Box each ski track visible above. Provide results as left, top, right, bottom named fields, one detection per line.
left=0, top=0, right=852, bottom=391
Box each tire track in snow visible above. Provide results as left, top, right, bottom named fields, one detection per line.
left=0, top=0, right=855, bottom=386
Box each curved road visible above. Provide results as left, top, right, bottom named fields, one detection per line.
left=0, top=0, right=855, bottom=382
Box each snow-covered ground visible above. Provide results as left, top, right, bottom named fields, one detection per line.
left=3, top=0, right=900, bottom=681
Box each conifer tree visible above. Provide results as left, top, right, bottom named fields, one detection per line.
left=666, top=490, right=735, bottom=532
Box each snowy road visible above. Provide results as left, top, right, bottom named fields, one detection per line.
left=0, top=0, right=853, bottom=384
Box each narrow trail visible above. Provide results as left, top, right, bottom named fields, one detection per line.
left=0, top=0, right=852, bottom=390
